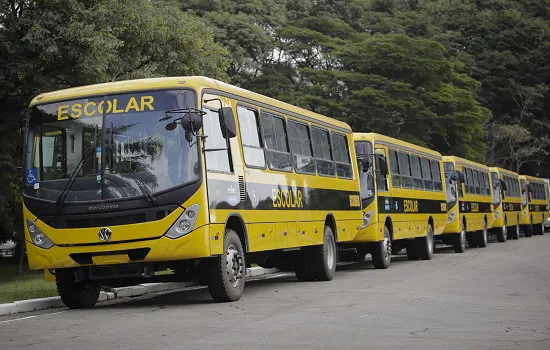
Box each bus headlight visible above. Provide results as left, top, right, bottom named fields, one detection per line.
left=447, top=210, right=457, bottom=223
left=495, top=210, right=501, bottom=219
left=165, top=204, right=199, bottom=239
left=26, top=219, right=54, bottom=249
left=360, top=210, right=373, bottom=229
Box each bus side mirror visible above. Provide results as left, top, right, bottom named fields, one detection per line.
left=458, top=171, right=465, bottom=183
left=219, top=107, right=237, bottom=139
left=500, top=179, right=507, bottom=191
left=359, top=157, right=370, bottom=172
left=377, top=155, right=388, bottom=176
left=526, top=184, right=532, bottom=193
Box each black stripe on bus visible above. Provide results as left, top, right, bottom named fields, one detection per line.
left=528, top=204, right=549, bottom=212
left=458, top=201, right=492, bottom=214
left=503, top=202, right=520, bottom=212
left=377, top=196, right=446, bottom=214
left=207, top=179, right=360, bottom=211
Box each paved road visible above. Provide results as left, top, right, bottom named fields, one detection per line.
left=1, top=235, right=550, bottom=349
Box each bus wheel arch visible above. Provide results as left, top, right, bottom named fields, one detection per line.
left=324, top=213, right=337, bottom=243
left=225, top=214, right=249, bottom=253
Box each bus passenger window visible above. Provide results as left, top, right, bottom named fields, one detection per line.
left=204, top=109, right=232, bottom=173
left=422, top=158, right=433, bottom=191
left=398, top=152, right=413, bottom=188
left=311, top=127, right=335, bottom=176
left=410, top=155, right=424, bottom=190
left=260, top=113, right=292, bottom=171
left=288, top=120, right=315, bottom=174
left=431, top=161, right=443, bottom=192
left=332, top=133, right=353, bottom=179
left=473, top=170, right=481, bottom=195
left=389, top=149, right=401, bottom=188
left=237, top=106, right=265, bottom=168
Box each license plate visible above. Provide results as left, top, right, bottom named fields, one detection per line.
left=92, top=255, right=130, bottom=265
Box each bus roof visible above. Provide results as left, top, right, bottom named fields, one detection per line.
left=353, top=132, right=442, bottom=158
left=520, top=174, right=545, bottom=184
left=442, top=156, right=490, bottom=171
left=489, top=167, right=519, bottom=177
left=29, top=76, right=351, bottom=132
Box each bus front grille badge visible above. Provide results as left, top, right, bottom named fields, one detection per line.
left=99, top=227, right=112, bottom=242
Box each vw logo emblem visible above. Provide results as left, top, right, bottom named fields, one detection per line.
left=98, top=227, right=112, bottom=241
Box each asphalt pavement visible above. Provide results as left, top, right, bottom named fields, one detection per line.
left=1, top=234, right=549, bottom=349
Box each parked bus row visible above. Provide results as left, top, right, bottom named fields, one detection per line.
left=21, top=77, right=549, bottom=309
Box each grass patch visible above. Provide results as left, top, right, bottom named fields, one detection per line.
left=0, top=261, right=57, bottom=304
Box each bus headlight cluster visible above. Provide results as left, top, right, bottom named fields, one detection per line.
left=26, top=219, right=54, bottom=249
left=447, top=210, right=457, bottom=223
left=360, top=210, right=373, bottom=229
left=495, top=210, right=501, bottom=219
left=165, top=204, right=200, bottom=239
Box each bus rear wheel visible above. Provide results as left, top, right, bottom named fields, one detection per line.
left=524, top=221, right=533, bottom=238
left=509, top=221, right=520, bottom=240
left=310, top=225, right=337, bottom=281
left=56, top=270, right=100, bottom=309
left=207, top=229, right=245, bottom=302
left=372, top=226, right=392, bottom=269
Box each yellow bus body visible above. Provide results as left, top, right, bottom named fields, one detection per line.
left=442, top=156, right=494, bottom=236
left=24, top=77, right=362, bottom=292
left=352, top=133, right=447, bottom=258
left=489, top=167, right=522, bottom=239
left=519, top=175, right=549, bottom=235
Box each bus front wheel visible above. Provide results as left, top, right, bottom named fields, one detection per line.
left=56, top=270, right=100, bottom=309
left=496, top=225, right=507, bottom=243
left=417, top=223, right=434, bottom=260
left=371, top=226, right=392, bottom=269
left=453, top=222, right=466, bottom=253
left=477, top=221, right=488, bottom=248
left=207, top=229, right=245, bottom=302
left=310, top=226, right=337, bottom=281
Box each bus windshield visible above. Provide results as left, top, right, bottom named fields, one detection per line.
left=24, top=90, right=200, bottom=203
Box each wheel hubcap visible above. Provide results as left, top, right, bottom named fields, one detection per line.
left=226, top=244, right=244, bottom=287
left=326, top=236, right=336, bottom=270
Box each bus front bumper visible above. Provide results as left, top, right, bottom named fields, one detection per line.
left=26, top=225, right=213, bottom=270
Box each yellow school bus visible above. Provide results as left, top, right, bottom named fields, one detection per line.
left=519, top=175, right=549, bottom=237
left=489, top=167, right=522, bottom=240
left=351, top=133, right=447, bottom=268
left=441, top=156, right=495, bottom=252
left=22, top=76, right=362, bottom=308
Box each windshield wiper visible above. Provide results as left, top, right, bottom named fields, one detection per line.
left=107, top=124, right=158, bottom=204
left=55, top=145, right=95, bottom=212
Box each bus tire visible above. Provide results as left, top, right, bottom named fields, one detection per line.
left=56, top=271, right=100, bottom=309
left=207, top=229, right=245, bottom=302
left=496, top=225, right=507, bottom=243
left=524, top=223, right=533, bottom=238
left=453, top=222, right=466, bottom=253
left=310, top=225, right=337, bottom=281
left=294, top=250, right=315, bottom=281
left=372, top=226, right=392, bottom=269
left=477, top=221, right=488, bottom=248
left=509, top=220, right=520, bottom=240
left=417, top=223, right=434, bottom=260
left=539, top=222, right=545, bottom=235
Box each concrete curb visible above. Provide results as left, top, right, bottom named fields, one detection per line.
left=0, top=266, right=279, bottom=316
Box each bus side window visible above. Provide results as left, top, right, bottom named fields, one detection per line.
left=260, top=113, right=292, bottom=172
left=431, top=160, right=443, bottom=192
left=237, top=105, right=266, bottom=168
left=466, top=168, right=473, bottom=194
left=389, top=149, right=401, bottom=188
left=311, top=127, right=335, bottom=177
left=421, top=157, right=433, bottom=191
left=410, top=155, right=424, bottom=190
left=288, top=120, right=315, bottom=174
left=204, top=108, right=233, bottom=173
left=473, top=170, right=481, bottom=195
left=374, top=149, right=388, bottom=191
left=332, top=133, right=353, bottom=179
left=398, top=152, right=413, bottom=188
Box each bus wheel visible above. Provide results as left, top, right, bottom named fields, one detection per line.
left=477, top=221, right=488, bottom=248
left=372, top=226, right=392, bottom=269
left=453, top=222, right=466, bottom=253
left=56, top=271, right=100, bottom=309
left=496, top=224, right=507, bottom=243
left=418, top=223, right=434, bottom=260
left=524, top=222, right=533, bottom=238
left=294, top=250, right=315, bottom=281
left=310, top=225, right=337, bottom=281
left=207, top=229, right=245, bottom=302
left=539, top=222, right=545, bottom=235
